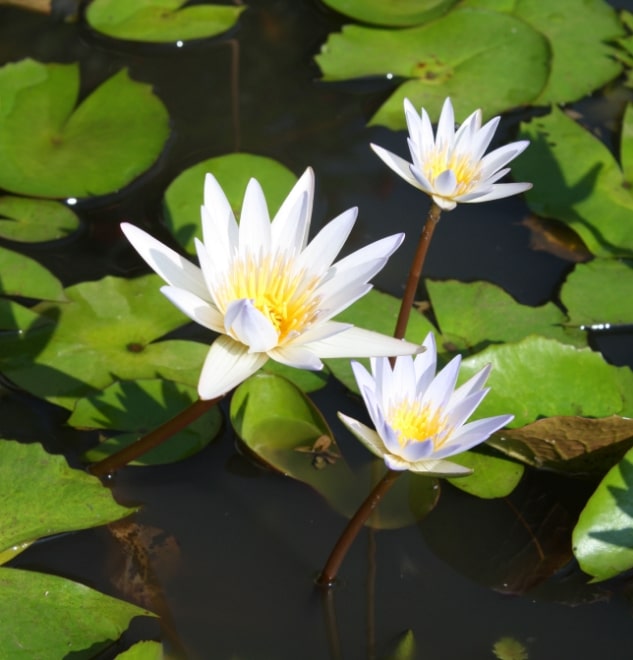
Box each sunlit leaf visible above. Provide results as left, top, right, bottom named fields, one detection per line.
left=573, top=446, right=633, bottom=581
left=115, top=641, right=163, bottom=659
left=0, top=567, right=153, bottom=658
left=0, top=275, right=208, bottom=409
left=164, top=153, right=297, bottom=255
left=490, top=415, right=633, bottom=476
left=324, top=289, right=435, bottom=393
left=0, top=440, right=134, bottom=557
left=561, top=259, right=633, bottom=326
left=261, top=359, right=328, bottom=393
left=319, top=0, right=457, bottom=26
left=458, top=336, right=633, bottom=427
left=316, top=8, right=549, bottom=129
left=86, top=0, right=244, bottom=43
left=447, top=450, right=524, bottom=498
left=515, top=107, right=633, bottom=257
left=73, top=379, right=222, bottom=466
left=0, top=59, right=169, bottom=198
left=230, top=373, right=439, bottom=529
left=0, top=245, right=64, bottom=301
left=0, top=196, right=79, bottom=242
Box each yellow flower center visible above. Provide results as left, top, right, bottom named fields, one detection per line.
left=217, top=252, right=321, bottom=343
left=425, top=148, right=481, bottom=196
left=388, top=398, right=451, bottom=450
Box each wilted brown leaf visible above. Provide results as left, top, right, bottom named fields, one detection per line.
left=521, top=215, right=592, bottom=262
left=0, top=0, right=50, bottom=13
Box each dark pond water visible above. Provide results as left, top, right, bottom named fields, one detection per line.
left=2, top=1, right=633, bottom=658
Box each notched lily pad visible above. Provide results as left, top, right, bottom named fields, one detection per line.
left=164, top=153, right=297, bottom=255
left=86, top=0, right=245, bottom=43
left=0, top=196, right=79, bottom=242
left=0, top=59, right=169, bottom=198
left=74, top=379, right=223, bottom=466
left=490, top=416, right=633, bottom=476
left=230, top=372, right=439, bottom=529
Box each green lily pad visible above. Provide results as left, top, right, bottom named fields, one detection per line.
left=515, top=107, right=633, bottom=258
left=261, top=359, right=329, bottom=393
left=116, top=641, right=164, bottom=660
left=316, top=8, right=549, bottom=128
left=164, top=153, right=297, bottom=255
left=427, top=278, right=583, bottom=351
left=384, top=630, right=416, bottom=660
left=0, top=245, right=64, bottom=301
left=86, top=0, right=245, bottom=43
left=0, top=196, right=79, bottom=242
left=462, top=0, right=624, bottom=104
left=324, top=289, right=435, bottom=394
left=0, top=274, right=209, bottom=409
left=560, top=259, right=633, bottom=326
left=0, top=440, right=134, bottom=558
left=73, top=379, right=222, bottom=466
left=0, top=567, right=153, bottom=658
left=0, top=299, right=43, bottom=331
left=0, top=59, right=169, bottom=198
left=230, top=372, right=439, bottom=529
left=447, top=450, right=524, bottom=498
left=490, top=415, right=633, bottom=476
left=319, top=0, right=457, bottom=27
left=458, top=336, right=633, bottom=428
left=573, top=446, right=633, bottom=581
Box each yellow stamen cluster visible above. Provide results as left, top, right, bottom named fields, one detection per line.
left=425, top=148, right=481, bottom=196
left=388, top=398, right=451, bottom=450
left=217, top=252, right=321, bottom=343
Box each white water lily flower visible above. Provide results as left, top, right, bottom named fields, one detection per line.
left=371, top=97, right=532, bottom=211
left=338, top=333, right=513, bottom=476
left=121, top=168, right=421, bottom=400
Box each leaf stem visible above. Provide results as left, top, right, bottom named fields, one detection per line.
left=88, top=396, right=222, bottom=476
left=315, top=469, right=401, bottom=588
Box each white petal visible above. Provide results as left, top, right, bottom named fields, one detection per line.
left=450, top=364, right=491, bottom=406
left=199, top=206, right=233, bottom=276
left=224, top=299, right=279, bottom=351
left=444, top=388, right=489, bottom=431
left=337, top=413, right=387, bottom=460
left=310, top=327, right=422, bottom=359
left=409, top=164, right=435, bottom=194
left=434, top=414, right=514, bottom=458
left=370, top=144, right=420, bottom=188
left=202, top=174, right=238, bottom=248
left=407, top=458, right=472, bottom=476
left=431, top=195, right=457, bottom=211
left=271, top=168, right=314, bottom=250
left=383, top=453, right=413, bottom=471
left=479, top=141, right=530, bottom=177
left=239, top=178, right=271, bottom=254
left=424, top=355, right=461, bottom=410
left=269, top=344, right=323, bottom=369
left=436, top=97, right=455, bottom=146
left=459, top=182, right=532, bottom=204
left=466, top=114, right=499, bottom=160
left=160, top=286, right=224, bottom=332
left=434, top=169, right=458, bottom=196
left=198, top=335, right=268, bottom=399
left=121, top=223, right=209, bottom=300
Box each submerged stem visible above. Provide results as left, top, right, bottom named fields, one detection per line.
left=393, top=202, right=442, bottom=340
left=88, top=396, right=222, bottom=477
left=316, top=469, right=401, bottom=588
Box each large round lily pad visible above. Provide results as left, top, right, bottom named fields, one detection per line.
left=319, top=0, right=458, bottom=27
left=0, top=59, right=170, bottom=198
left=86, top=0, right=245, bottom=43
left=0, top=196, right=79, bottom=242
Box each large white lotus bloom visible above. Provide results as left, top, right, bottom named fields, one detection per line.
left=338, top=333, right=513, bottom=476
left=371, top=97, right=532, bottom=211
left=121, top=168, right=421, bottom=400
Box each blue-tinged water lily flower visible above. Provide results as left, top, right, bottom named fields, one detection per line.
left=121, top=168, right=421, bottom=400
left=338, top=333, right=513, bottom=476
left=371, top=97, right=532, bottom=211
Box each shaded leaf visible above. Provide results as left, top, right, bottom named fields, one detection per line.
left=0, top=196, right=79, bottom=242
left=492, top=636, right=529, bottom=660
left=447, top=450, right=524, bottom=498
left=86, top=0, right=244, bottom=43
left=74, top=379, right=222, bottom=466
left=0, top=567, right=153, bottom=658
left=0, top=59, right=169, bottom=198
left=115, top=641, right=163, bottom=659
left=383, top=630, right=416, bottom=660
left=0, top=245, right=64, bottom=301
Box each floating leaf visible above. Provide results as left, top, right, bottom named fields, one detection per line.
left=520, top=214, right=593, bottom=262
left=319, top=0, right=457, bottom=26
left=459, top=336, right=632, bottom=427
left=0, top=196, right=79, bottom=242
left=426, top=278, right=583, bottom=351
left=384, top=630, right=417, bottom=660
left=0, top=59, right=169, bottom=198
left=447, top=450, right=524, bottom=499
left=492, top=636, right=529, bottom=660
left=230, top=373, right=439, bottom=529
left=86, top=0, right=245, bottom=43
left=573, top=446, right=633, bottom=581
left=73, top=379, right=222, bottom=466
left=316, top=8, right=549, bottom=129
left=164, top=153, right=297, bottom=254
left=490, top=416, right=633, bottom=476
left=0, top=275, right=208, bottom=409
left=561, top=259, right=633, bottom=326
left=0, top=440, right=134, bottom=557
left=115, top=641, right=163, bottom=659
left=516, top=107, right=633, bottom=257
left=0, top=567, right=153, bottom=658
left=0, top=245, right=64, bottom=301
left=324, top=289, right=435, bottom=393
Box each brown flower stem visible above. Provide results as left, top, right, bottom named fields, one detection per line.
left=88, top=396, right=222, bottom=477
left=393, top=202, right=442, bottom=340
left=316, top=469, right=401, bottom=588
